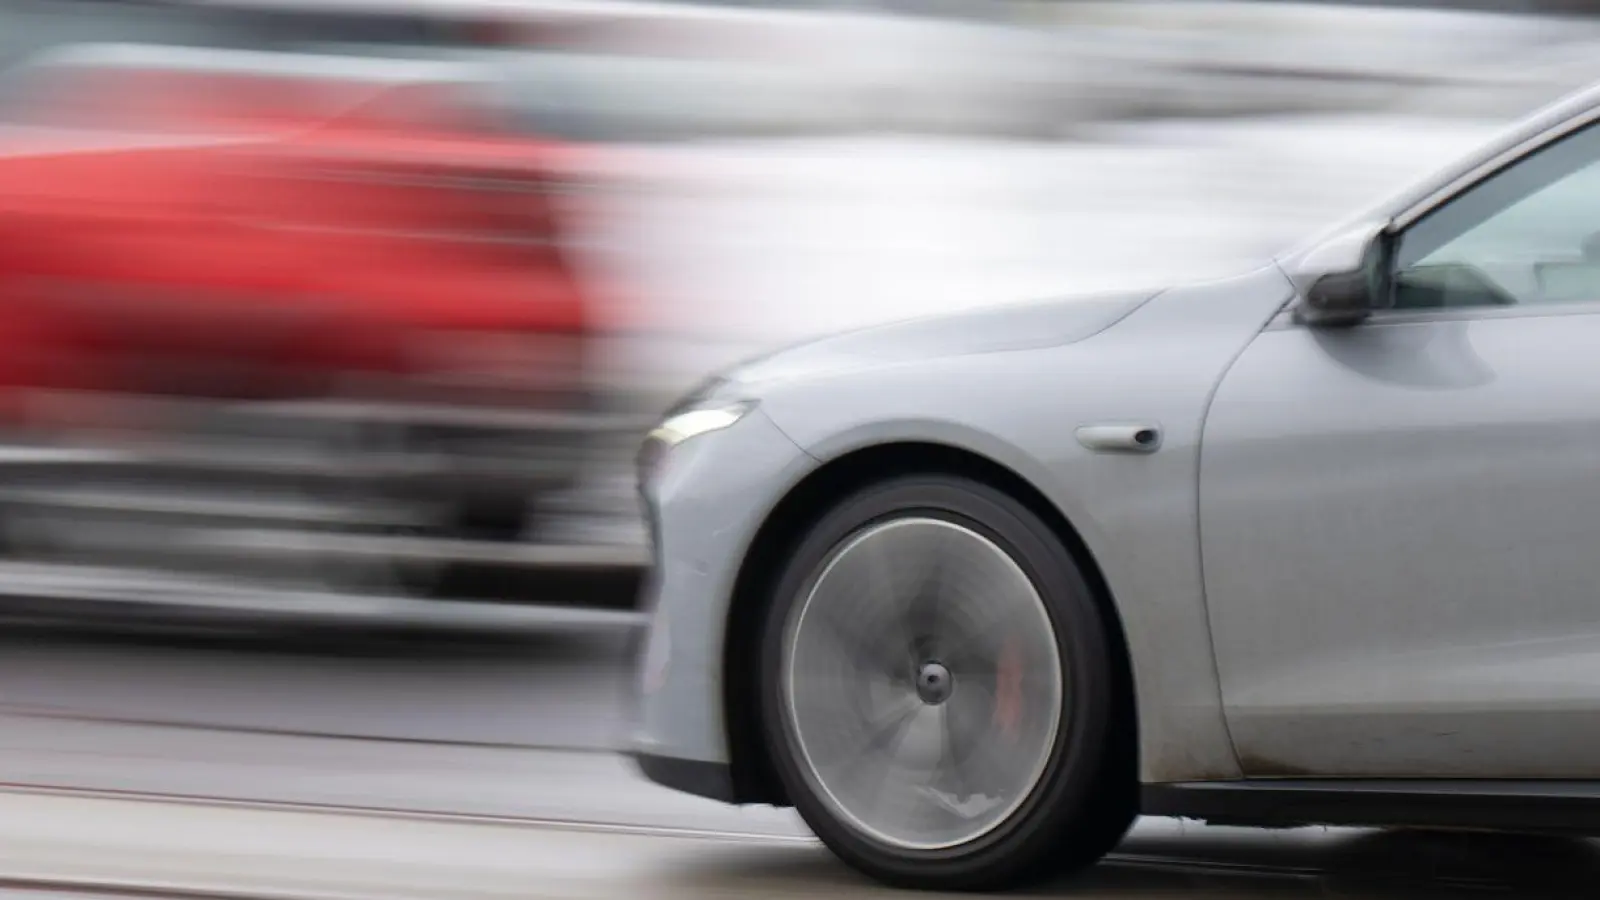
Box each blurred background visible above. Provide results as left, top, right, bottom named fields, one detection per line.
left=5, top=0, right=1600, bottom=893
left=0, top=0, right=1594, bottom=633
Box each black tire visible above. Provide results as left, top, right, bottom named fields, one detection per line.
left=757, top=474, right=1135, bottom=892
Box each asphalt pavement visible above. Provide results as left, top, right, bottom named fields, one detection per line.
left=6, top=626, right=1600, bottom=899
left=0, top=789, right=1407, bottom=900
left=0, top=626, right=816, bottom=833
left=0, top=628, right=634, bottom=750
left=18, top=785, right=1600, bottom=900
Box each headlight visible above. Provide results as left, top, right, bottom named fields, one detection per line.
left=637, top=399, right=756, bottom=489
left=648, top=400, right=756, bottom=448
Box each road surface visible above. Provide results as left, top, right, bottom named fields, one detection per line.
left=15, top=784, right=1600, bottom=900
left=4, top=627, right=1600, bottom=898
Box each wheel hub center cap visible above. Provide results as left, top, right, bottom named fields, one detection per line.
left=915, top=661, right=953, bottom=704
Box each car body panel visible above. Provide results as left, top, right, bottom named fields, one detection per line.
left=726, top=289, right=1160, bottom=387
left=1203, top=304, right=1600, bottom=779
left=630, top=405, right=817, bottom=770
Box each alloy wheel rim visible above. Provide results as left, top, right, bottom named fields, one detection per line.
left=782, top=516, right=1064, bottom=851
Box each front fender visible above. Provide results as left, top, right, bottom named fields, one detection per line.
left=795, top=414, right=1118, bottom=584
left=759, top=266, right=1295, bottom=784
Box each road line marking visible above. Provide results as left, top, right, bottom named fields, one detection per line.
left=0, top=705, right=618, bottom=754
left=0, top=786, right=1348, bottom=882
left=0, top=783, right=818, bottom=845
left=0, top=873, right=337, bottom=900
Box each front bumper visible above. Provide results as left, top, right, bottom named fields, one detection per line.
left=629, top=751, right=738, bottom=804
left=626, top=405, right=816, bottom=788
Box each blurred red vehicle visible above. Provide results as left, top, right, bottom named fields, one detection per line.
left=0, top=44, right=613, bottom=561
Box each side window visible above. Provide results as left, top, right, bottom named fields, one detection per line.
left=1392, top=121, right=1600, bottom=311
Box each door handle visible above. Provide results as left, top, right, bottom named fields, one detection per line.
left=1075, top=422, right=1162, bottom=454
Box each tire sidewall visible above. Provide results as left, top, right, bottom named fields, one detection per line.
left=757, top=474, right=1119, bottom=888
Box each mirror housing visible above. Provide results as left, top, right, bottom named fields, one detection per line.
left=1285, top=220, right=1389, bottom=327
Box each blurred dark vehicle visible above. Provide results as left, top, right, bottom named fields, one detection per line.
left=0, top=44, right=641, bottom=618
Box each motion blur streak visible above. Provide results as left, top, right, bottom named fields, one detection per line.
left=0, top=36, right=628, bottom=615
left=1, top=0, right=1599, bottom=897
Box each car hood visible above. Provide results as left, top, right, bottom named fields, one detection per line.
left=723, top=288, right=1160, bottom=387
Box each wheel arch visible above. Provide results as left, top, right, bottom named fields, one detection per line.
left=720, top=439, right=1137, bottom=806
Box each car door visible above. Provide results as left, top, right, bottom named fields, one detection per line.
left=1200, top=118, right=1600, bottom=779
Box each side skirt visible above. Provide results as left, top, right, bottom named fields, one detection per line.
left=1143, top=780, right=1600, bottom=835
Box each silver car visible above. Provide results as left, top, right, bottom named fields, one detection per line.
left=627, top=81, right=1600, bottom=891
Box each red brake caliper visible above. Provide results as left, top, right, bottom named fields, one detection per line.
left=993, top=636, right=1022, bottom=741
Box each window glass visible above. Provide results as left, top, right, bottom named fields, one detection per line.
left=1393, top=121, right=1600, bottom=311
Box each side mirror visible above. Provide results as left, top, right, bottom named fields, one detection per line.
left=1285, top=220, right=1389, bottom=327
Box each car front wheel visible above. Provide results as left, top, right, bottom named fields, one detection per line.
left=759, top=474, right=1134, bottom=891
